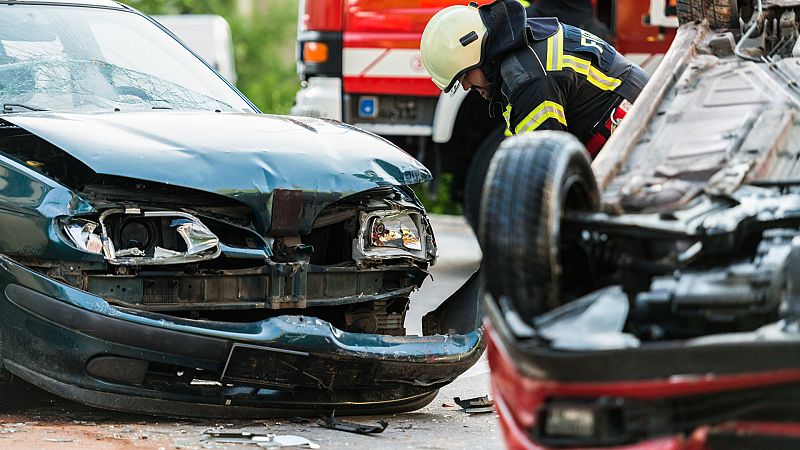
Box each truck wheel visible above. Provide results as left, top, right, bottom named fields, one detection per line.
left=676, top=0, right=739, bottom=30
left=478, top=131, right=599, bottom=320
left=463, top=126, right=505, bottom=230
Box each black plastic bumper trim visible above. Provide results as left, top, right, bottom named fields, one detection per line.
left=6, top=360, right=439, bottom=418
left=484, top=292, right=800, bottom=382
left=5, top=283, right=228, bottom=363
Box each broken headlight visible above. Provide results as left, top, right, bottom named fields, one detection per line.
left=62, top=209, right=221, bottom=265
left=63, top=219, right=104, bottom=255
left=353, top=210, right=433, bottom=262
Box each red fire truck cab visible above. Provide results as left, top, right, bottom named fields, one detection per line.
left=292, top=0, right=677, bottom=223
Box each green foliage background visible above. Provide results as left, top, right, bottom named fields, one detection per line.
left=126, top=0, right=300, bottom=114
left=413, top=174, right=461, bottom=215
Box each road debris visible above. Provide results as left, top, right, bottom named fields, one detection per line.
left=203, top=430, right=320, bottom=448
left=317, top=412, right=388, bottom=434
left=453, top=396, right=495, bottom=414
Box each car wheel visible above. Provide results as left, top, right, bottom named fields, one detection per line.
left=676, top=0, right=739, bottom=30
left=463, top=126, right=505, bottom=230
left=478, top=131, right=599, bottom=321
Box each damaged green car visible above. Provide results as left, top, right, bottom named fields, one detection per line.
left=0, top=0, right=483, bottom=417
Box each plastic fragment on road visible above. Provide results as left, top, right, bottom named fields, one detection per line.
left=453, top=395, right=495, bottom=414
left=203, top=430, right=320, bottom=448
left=317, top=412, right=388, bottom=434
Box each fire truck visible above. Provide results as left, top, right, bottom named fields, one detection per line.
left=291, top=0, right=678, bottom=225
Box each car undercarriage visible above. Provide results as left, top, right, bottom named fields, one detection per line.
left=488, top=0, right=800, bottom=348
left=578, top=0, right=800, bottom=344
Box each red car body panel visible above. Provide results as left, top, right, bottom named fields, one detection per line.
left=487, top=326, right=800, bottom=450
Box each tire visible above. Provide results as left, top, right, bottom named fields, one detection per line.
left=676, top=0, right=739, bottom=30
left=478, top=131, right=599, bottom=321
left=463, top=126, right=505, bottom=230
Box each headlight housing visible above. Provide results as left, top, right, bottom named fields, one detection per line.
left=62, top=209, right=221, bottom=265
left=353, top=210, right=435, bottom=263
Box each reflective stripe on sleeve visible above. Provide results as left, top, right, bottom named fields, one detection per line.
left=545, top=25, right=564, bottom=71
left=515, top=100, right=567, bottom=133
left=561, top=54, right=622, bottom=91
left=544, top=25, right=622, bottom=91
left=503, top=104, right=513, bottom=136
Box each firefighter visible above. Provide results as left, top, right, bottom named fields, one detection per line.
left=420, top=0, right=649, bottom=157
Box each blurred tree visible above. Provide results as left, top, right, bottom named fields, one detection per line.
left=125, top=0, right=299, bottom=114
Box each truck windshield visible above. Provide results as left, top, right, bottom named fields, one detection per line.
left=0, top=4, right=253, bottom=113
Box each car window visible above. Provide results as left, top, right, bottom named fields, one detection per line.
left=0, top=5, right=253, bottom=113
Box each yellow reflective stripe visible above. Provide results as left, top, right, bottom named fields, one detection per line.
left=561, top=54, right=622, bottom=91
left=544, top=27, right=622, bottom=91
left=503, top=104, right=512, bottom=126
left=545, top=25, right=563, bottom=71
left=503, top=104, right=513, bottom=136
left=586, top=65, right=622, bottom=91
left=515, top=100, right=566, bottom=134
left=517, top=0, right=531, bottom=7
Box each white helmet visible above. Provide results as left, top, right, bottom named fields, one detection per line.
left=421, top=3, right=488, bottom=93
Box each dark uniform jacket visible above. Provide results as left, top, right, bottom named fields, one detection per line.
left=478, top=0, right=649, bottom=145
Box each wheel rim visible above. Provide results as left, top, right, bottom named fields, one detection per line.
left=553, top=171, right=597, bottom=307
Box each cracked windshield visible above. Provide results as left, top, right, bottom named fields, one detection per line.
left=0, top=5, right=253, bottom=113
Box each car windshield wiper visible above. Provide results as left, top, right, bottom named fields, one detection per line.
left=3, top=103, right=47, bottom=113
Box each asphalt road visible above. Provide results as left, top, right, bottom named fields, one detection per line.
left=0, top=214, right=502, bottom=450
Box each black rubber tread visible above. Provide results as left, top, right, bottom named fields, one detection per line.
left=463, top=126, right=505, bottom=231
left=478, top=131, right=599, bottom=320
left=676, top=0, right=739, bottom=30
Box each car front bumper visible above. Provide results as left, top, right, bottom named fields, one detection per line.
left=0, top=256, right=484, bottom=417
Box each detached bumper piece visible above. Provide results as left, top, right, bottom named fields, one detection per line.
left=0, top=257, right=483, bottom=418
left=317, top=412, right=388, bottom=434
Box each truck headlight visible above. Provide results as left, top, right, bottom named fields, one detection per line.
left=353, top=210, right=432, bottom=262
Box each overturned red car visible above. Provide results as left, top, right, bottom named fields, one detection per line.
left=480, top=0, right=800, bottom=448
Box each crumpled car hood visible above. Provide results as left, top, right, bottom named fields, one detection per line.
left=4, top=111, right=431, bottom=232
